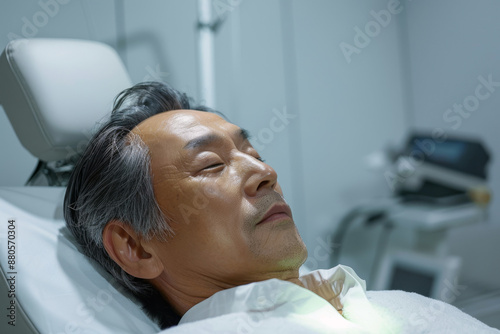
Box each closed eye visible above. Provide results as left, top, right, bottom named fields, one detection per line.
left=203, top=163, right=224, bottom=170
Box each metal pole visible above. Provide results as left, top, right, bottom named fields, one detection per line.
left=197, top=0, right=216, bottom=109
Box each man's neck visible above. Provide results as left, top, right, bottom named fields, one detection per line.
left=151, top=268, right=301, bottom=316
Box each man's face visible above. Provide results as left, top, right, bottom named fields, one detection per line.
left=133, top=110, right=307, bottom=285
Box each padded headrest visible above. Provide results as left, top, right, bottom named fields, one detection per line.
left=0, top=38, right=132, bottom=162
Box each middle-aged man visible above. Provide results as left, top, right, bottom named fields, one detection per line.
left=65, top=82, right=499, bottom=333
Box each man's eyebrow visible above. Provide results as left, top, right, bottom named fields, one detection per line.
left=239, top=128, right=251, bottom=141
left=183, top=128, right=251, bottom=150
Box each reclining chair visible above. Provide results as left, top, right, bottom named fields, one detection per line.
left=0, top=38, right=160, bottom=334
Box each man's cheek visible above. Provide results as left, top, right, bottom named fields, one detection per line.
left=155, top=185, right=198, bottom=223
left=201, top=183, right=227, bottom=200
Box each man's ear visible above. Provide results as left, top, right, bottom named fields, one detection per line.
left=102, top=220, right=164, bottom=279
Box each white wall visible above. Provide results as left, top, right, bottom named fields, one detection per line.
left=403, top=0, right=500, bottom=289
left=0, top=1, right=407, bottom=270
left=290, top=0, right=408, bottom=266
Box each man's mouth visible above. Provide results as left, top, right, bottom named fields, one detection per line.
left=257, top=203, right=293, bottom=225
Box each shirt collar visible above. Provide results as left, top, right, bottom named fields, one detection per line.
left=179, top=265, right=366, bottom=325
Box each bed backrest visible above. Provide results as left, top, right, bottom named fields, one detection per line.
left=0, top=38, right=132, bottom=162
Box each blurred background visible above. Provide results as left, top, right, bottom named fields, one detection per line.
left=0, top=0, right=499, bottom=328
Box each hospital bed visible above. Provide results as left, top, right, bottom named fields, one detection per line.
left=0, top=38, right=498, bottom=334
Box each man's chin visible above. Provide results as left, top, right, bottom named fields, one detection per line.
left=274, top=239, right=308, bottom=272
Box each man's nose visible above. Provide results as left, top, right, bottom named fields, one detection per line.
left=240, top=155, right=278, bottom=197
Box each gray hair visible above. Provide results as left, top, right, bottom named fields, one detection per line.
left=64, top=82, right=213, bottom=328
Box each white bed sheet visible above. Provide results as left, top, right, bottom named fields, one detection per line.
left=0, top=187, right=159, bottom=334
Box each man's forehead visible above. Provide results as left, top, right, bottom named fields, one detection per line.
left=132, top=109, right=231, bottom=143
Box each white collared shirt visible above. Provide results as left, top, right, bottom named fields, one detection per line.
left=160, top=265, right=499, bottom=333
left=162, top=265, right=396, bottom=333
